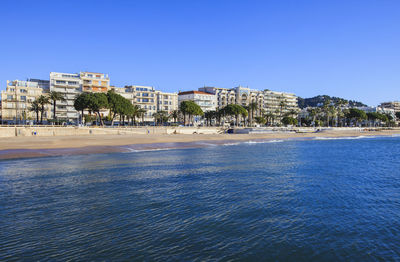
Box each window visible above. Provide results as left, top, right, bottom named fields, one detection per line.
left=7, top=95, right=13, bottom=100
left=137, top=98, right=140, bottom=102
left=20, top=89, right=27, bottom=93
left=88, top=74, right=93, bottom=77
left=142, top=93, right=149, bottom=97
left=20, top=96, right=26, bottom=101
left=68, top=81, right=78, bottom=85
left=164, top=101, right=168, bottom=105
left=56, top=80, right=66, bottom=84
left=142, top=99, right=149, bottom=102
left=153, top=106, right=156, bottom=110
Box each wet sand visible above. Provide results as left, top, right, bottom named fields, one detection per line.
left=0, top=129, right=399, bottom=160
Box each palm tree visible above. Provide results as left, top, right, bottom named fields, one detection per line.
left=248, top=102, right=258, bottom=127
left=264, top=112, right=275, bottom=126
left=49, top=91, right=66, bottom=122
left=279, top=99, right=287, bottom=123
left=170, top=109, right=179, bottom=123
left=137, top=108, right=146, bottom=125
left=37, top=95, right=50, bottom=124
left=29, top=99, right=40, bottom=124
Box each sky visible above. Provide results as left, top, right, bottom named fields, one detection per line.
left=0, top=0, right=399, bottom=106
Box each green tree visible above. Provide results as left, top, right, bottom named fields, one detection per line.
left=170, top=109, right=180, bottom=123
left=282, top=116, right=298, bottom=126
left=74, top=92, right=91, bottom=124
left=254, top=116, right=266, bottom=125
left=204, top=110, right=217, bottom=126
left=49, top=91, right=66, bottom=122
left=344, top=108, right=367, bottom=127
left=37, top=95, right=50, bottom=124
left=223, top=104, right=248, bottom=126
left=106, top=90, right=129, bottom=123
left=29, top=99, right=40, bottom=124
left=87, top=93, right=108, bottom=125
left=179, top=101, right=203, bottom=126
left=248, top=102, right=258, bottom=127
left=137, top=108, right=146, bottom=124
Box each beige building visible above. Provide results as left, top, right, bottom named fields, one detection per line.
left=114, top=85, right=178, bottom=122
left=263, top=90, right=299, bottom=116
left=1, top=80, right=50, bottom=123
left=380, top=101, right=400, bottom=113
left=81, top=72, right=110, bottom=93
left=198, top=86, right=299, bottom=122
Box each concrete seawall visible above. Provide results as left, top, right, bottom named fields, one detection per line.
left=0, top=126, right=221, bottom=138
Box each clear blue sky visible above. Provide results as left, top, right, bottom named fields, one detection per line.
left=1, top=0, right=399, bottom=106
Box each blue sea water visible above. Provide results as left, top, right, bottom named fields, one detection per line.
left=1, top=136, right=400, bottom=261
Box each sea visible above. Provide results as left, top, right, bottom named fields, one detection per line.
left=1, top=136, right=400, bottom=261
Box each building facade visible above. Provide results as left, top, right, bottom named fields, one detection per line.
left=178, top=91, right=217, bottom=112
left=81, top=72, right=110, bottom=93
left=114, top=85, right=179, bottom=122
left=1, top=80, right=50, bottom=123
left=198, top=86, right=299, bottom=119
left=50, top=72, right=82, bottom=122
left=380, top=101, right=400, bottom=113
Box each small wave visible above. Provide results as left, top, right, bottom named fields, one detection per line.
left=313, top=136, right=377, bottom=140
left=245, top=140, right=284, bottom=144
left=121, top=147, right=177, bottom=153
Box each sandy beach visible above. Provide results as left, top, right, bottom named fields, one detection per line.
left=0, top=128, right=399, bottom=160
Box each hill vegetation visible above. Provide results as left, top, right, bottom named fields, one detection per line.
left=298, top=95, right=367, bottom=109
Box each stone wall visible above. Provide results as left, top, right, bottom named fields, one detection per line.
left=0, top=126, right=221, bottom=137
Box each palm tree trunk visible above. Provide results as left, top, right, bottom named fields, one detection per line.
left=40, top=108, right=44, bottom=124
left=53, top=101, right=57, bottom=121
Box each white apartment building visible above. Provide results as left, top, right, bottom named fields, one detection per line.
left=178, top=91, right=217, bottom=112
left=50, top=72, right=82, bottom=122
left=1, top=80, right=50, bottom=123
left=156, top=91, right=178, bottom=113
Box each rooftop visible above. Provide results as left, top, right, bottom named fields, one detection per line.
left=178, top=90, right=213, bottom=96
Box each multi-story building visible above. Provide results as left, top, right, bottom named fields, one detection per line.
left=380, top=101, right=400, bottom=113
left=81, top=72, right=110, bottom=93
left=156, top=91, right=178, bottom=113
left=199, top=86, right=299, bottom=119
left=199, top=86, right=237, bottom=109
left=113, top=85, right=178, bottom=122
left=178, top=90, right=217, bottom=112
left=263, top=90, right=299, bottom=116
left=50, top=72, right=82, bottom=123
left=1, top=80, right=49, bottom=123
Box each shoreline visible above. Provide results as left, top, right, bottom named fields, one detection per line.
left=0, top=129, right=399, bottom=160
